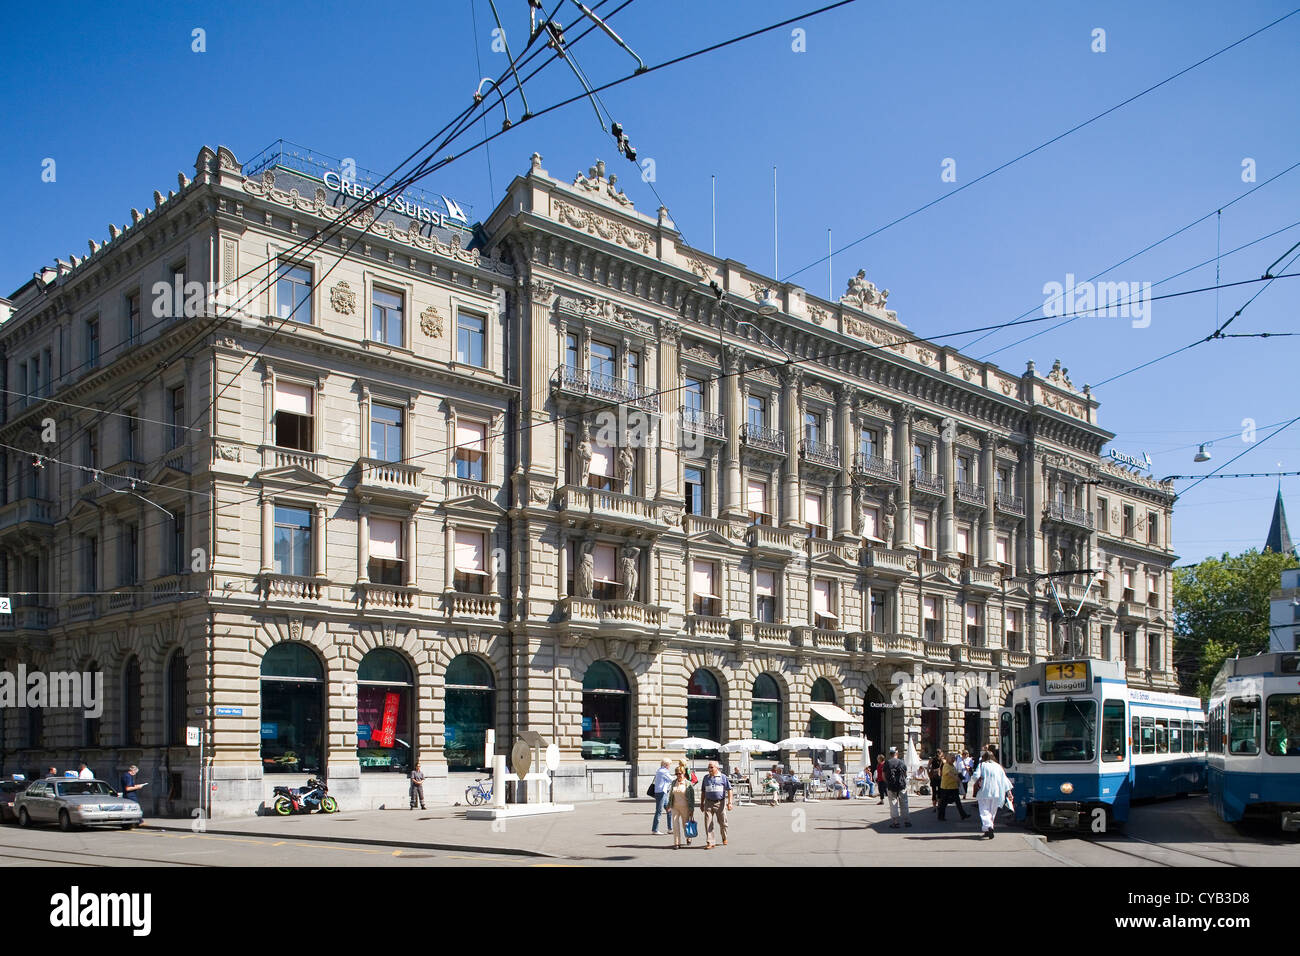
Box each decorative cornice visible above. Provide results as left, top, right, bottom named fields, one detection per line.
left=552, top=199, right=653, bottom=254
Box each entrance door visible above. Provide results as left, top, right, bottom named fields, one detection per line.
left=863, top=686, right=888, bottom=767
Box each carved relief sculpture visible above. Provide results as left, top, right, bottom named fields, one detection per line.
left=577, top=542, right=595, bottom=598
left=576, top=422, right=593, bottom=485
left=330, top=281, right=356, bottom=315
left=619, top=547, right=640, bottom=601
left=419, top=305, right=444, bottom=339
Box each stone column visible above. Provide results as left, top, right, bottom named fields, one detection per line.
left=260, top=493, right=273, bottom=573
left=939, top=425, right=955, bottom=558
left=780, top=365, right=802, bottom=529
left=895, top=404, right=913, bottom=550
left=443, top=521, right=454, bottom=591
left=834, top=385, right=853, bottom=539
left=404, top=515, right=417, bottom=587
left=721, top=345, right=743, bottom=518
left=980, top=431, right=996, bottom=565
left=356, top=501, right=370, bottom=583
left=313, top=504, right=327, bottom=578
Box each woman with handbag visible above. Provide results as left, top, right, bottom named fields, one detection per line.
left=667, top=763, right=696, bottom=848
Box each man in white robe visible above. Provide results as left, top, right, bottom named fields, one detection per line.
left=971, top=748, right=1013, bottom=839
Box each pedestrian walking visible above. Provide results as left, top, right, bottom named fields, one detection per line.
left=883, top=746, right=911, bottom=828
left=409, top=762, right=426, bottom=810
left=699, top=760, right=733, bottom=848
left=651, top=757, right=674, bottom=834
left=971, top=746, right=1013, bottom=840
left=667, top=763, right=696, bottom=848
left=936, top=753, right=970, bottom=821
left=927, top=750, right=943, bottom=806
left=874, top=754, right=887, bottom=805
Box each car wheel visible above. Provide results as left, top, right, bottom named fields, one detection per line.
left=17, top=807, right=31, bottom=828
left=58, top=809, right=74, bottom=832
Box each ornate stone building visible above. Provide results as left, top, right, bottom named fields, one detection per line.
left=0, top=145, right=1177, bottom=814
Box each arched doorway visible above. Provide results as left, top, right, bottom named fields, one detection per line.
left=260, top=643, right=325, bottom=776
left=686, top=669, right=722, bottom=761
left=357, top=649, right=413, bottom=774
left=752, top=673, right=782, bottom=743
left=808, top=678, right=836, bottom=740
left=582, top=661, right=629, bottom=761
left=445, top=655, right=495, bottom=771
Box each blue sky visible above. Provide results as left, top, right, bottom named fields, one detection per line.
left=1, top=0, right=1296, bottom=565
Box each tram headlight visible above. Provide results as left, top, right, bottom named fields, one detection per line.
left=1059, top=782, right=1074, bottom=795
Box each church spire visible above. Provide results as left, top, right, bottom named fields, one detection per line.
left=1264, top=483, right=1295, bottom=556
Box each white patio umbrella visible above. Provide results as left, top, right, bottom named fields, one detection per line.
left=666, top=736, right=722, bottom=774
left=828, top=735, right=872, bottom=770
left=720, top=737, right=778, bottom=773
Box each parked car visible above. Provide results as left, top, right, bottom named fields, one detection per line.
left=0, top=780, right=27, bottom=823
left=14, top=778, right=143, bottom=831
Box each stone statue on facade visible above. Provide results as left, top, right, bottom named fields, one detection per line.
left=576, top=422, right=593, bottom=486
left=619, top=547, right=639, bottom=601
left=576, top=542, right=594, bottom=598
left=882, top=490, right=897, bottom=546
left=616, top=443, right=635, bottom=490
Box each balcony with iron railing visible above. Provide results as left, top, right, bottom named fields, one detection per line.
left=679, top=407, right=725, bottom=439
left=852, top=453, right=900, bottom=482
left=912, top=470, right=945, bottom=495
left=740, top=422, right=786, bottom=454
left=556, top=365, right=659, bottom=411
left=1047, top=501, right=1094, bottom=529
left=800, top=439, right=840, bottom=468
left=955, top=481, right=985, bottom=506
left=995, top=491, right=1025, bottom=515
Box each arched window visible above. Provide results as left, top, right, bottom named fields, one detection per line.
left=260, top=643, right=324, bottom=775
left=165, top=650, right=188, bottom=746
left=752, top=674, right=781, bottom=743
left=357, top=649, right=414, bottom=773
left=686, top=669, right=722, bottom=760
left=83, top=660, right=101, bottom=748
left=122, top=657, right=142, bottom=747
left=582, top=661, right=629, bottom=761
left=809, top=677, right=836, bottom=740
left=445, top=655, right=495, bottom=771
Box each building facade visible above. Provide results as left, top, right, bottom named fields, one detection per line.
left=0, top=145, right=1178, bottom=816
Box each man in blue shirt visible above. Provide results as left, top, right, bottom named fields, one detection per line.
left=119, top=765, right=146, bottom=803
left=699, top=760, right=733, bottom=848
left=651, top=758, right=674, bottom=835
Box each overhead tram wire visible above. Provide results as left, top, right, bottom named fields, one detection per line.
left=1175, top=417, right=1300, bottom=497
left=779, top=7, right=1300, bottom=285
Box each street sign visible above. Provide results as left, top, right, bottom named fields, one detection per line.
left=186, top=726, right=201, bottom=747
left=214, top=706, right=243, bottom=716
left=0, top=597, right=11, bottom=614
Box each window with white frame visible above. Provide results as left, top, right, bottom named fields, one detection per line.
left=684, top=465, right=706, bottom=515
left=273, top=380, right=313, bottom=452
left=456, top=309, right=486, bottom=367
left=453, top=529, right=488, bottom=594
left=1005, top=608, right=1023, bottom=650
left=746, top=394, right=766, bottom=430
left=588, top=441, right=615, bottom=492
left=692, top=560, right=720, bottom=616
left=923, top=595, right=939, bottom=641
left=966, top=603, right=983, bottom=645
left=454, top=419, right=487, bottom=481
left=683, top=376, right=704, bottom=414
left=369, top=402, right=403, bottom=462
left=804, top=410, right=821, bottom=444
left=371, top=288, right=404, bottom=346
left=273, top=505, right=312, bottom=577
left=756, top=569, right=777, bottom=622
left=747, top=478, right=771, bottom=526
left=276, top=262, right=313, bottom=323
left=858, top=426, right=877, bottom=459
left=592, top=544, right=619, bottom=600
left=913, top=515, right=931, bottom=557
left=368, top=517, right=404, bottom=586
left=805, top=491, right=827, bottom=539
left=1122, top=568, right=1135, bottom=602
left=1147, top=572, right=1160, bottom=608
left=912, top=442, right=927, bottom=476
left=813, top=577, right=837, bottom=629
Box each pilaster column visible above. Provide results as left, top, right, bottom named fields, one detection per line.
left=980, top=431, right=996, bottom=565
left=721, top=345, right=743, bottom=518
left=834, top=385, right=853, bottom=539
left=404, top=514, right=417, bottom=587
left=357, top=501, right=370, bottom=583
left=780, top=365, right=802, bottom=529
left=314, top=504, right=327, bottom=578
left=895, top=404, right=913, bottom=550
left=939, top=424, right=955, bottom=558
left=260, top=493, right=273, bottom=573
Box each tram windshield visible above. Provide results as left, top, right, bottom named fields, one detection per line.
left=1037, top=700, right=1096, bottom=761
left=1266, top=695, right=1300, bottom=756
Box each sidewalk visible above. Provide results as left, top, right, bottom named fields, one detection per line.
left=144, top=792, right=1051, bottom=866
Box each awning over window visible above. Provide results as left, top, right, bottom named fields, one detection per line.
left=274, top=381, right=313, bottom=415
left=454, top=530, right=484, bottom=571
left=809, top=701, right=856, bottom=724
left=590, top=443, right=613, bottom=477
left=692, top=560, right=716, bottom=598
left=455, top=419, right=485, bottom=450
left=369, top=518, right=403, bottom=560
left=593, top=544, right=618, bottom=582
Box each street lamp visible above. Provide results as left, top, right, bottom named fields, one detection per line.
left=1194, top=443, right=1213, bottom=463
left=755, top=288, right=780, bottom=316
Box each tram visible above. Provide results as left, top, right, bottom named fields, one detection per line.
left=1000, top=659, right=1206, bottom=832
left=1207, top=652, right=1300, bottom=831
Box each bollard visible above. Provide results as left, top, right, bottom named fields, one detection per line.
left=490, top=754, right=507, bottom=809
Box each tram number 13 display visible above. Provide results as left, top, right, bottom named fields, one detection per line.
left=1044, top=662, right=1090, bottom=694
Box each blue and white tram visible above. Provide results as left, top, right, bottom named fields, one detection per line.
left=1000, top=659, right=1206, bottom=832
left=1207, top=652, right=1300, bottom=831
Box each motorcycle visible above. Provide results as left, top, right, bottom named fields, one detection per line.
left=271, top=778, right=338, bottom=815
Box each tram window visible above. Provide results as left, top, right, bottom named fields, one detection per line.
left=1139, top=716, right=1155, bottom=754
left=1155, top=718, right=1169, bottom=754
left=1000, top=711, right=1014, bottom=767
left=1265, top=695, right=1300, bottom=756
left=1036, top=700, right=1096, bottom=761
left=1102, top=700, right=1125, bottom=761
left=1169, top=720, right=1182, bottom=753
left=1228, top=697, right=1260, bottom=755
left=1014, top=702, right=1033, bottom=765
left=1194, top=721, right=1206, bottom=754
left=1131, top=716, right=1140, bottom=754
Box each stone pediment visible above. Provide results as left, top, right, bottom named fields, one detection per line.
left=66, top=496, right=105, bottom=522
left=441, top=494, right=506, bottom=518
left=686, top=529, right=733, bottom=548
left=808, top=550, right=858, bottom=570
left=253, top=464, right=337, bottom=491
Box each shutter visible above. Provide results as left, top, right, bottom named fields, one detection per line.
left=454, top=530, right=484, bottom=571
left=274, top=381, right=313, bottom=415
left=369, top=518, right=402, bottom=560
left=593, top=545, right=617, bottom=582
left=455, top=419, right=486, bottom=450
left=756, top=569, right=775, bottom=597
left=692, top=560, right=715, bottom=597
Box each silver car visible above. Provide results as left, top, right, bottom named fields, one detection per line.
left=14, top=778, right=144, bottom=831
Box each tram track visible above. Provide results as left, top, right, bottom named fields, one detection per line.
left=1051, top=831, right=1242, bottom=867
left=0, top=839, right=211, bottom=867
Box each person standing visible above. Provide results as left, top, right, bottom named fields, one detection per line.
left=936, top=753, right=970, bottom=821
left=409, top=762, right=426, bottom=810
left=667, top=763, right=696, bottom=848
left=958, top=750, right=973, bottom=797
left=874, top=754, right=887, bottom=805
left=77, top=761, right=94, bottom=780
left=883, top=746, right=911, bottom=828
left=971, top=746, right=1013, bottom=839
left=927, top=750, right=944, bottom=806
left=119, top=765, right=146, bottom=803
left=46, top=767, right=58, bottom=779
left=699, top=760, right=733, bottom=848
left=651, top=758, right=674, bottom=834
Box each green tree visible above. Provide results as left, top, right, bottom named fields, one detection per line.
left=1173, top=548, right=1298, bottom=698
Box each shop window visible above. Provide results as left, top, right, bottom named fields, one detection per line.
left=686, top=669, right=721, bottom=760
left=445, top=655, right=495, bottom=771
left=582, top=661, right=629, bottom=761
left=357, top=649, right=413, bottom=773
left=752, top=674, right=782, bottom=743
left=260, top=643, right=324, bottom=775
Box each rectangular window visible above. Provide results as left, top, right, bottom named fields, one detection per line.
left=168, top=385, right=186, bottom=450
left=1122, top=505, right=1135, bottom=537
left=912, top=443, right=926, bottom=475
left=913, top=516, right=931, bottom=556
left=692, top=560, right=719, bottom=616
left=1014, top=702, right=1033, bottom=765
left=370, top=402, right=404, bottom=462
left=956, top=527, right=971, bottom=567
left=746, top=394, right=766, bottom=430
left=30, top=354, right=40, bottom=399
left=804, top=411, right=821, bottom=444
left=125, top=412, right=140, bottom=462
left=1147, top=633, right=1162, bottom=670
left=683, top=377, right=704, bottom=413
left=85, top=535, right=98, bottom=591
left=756, top=569, right=776, bottom=623
left=870, top=591, right=886, bottom=633
left=456, top=310, right=486, bottom=366
left=85, top=428, right=99, bottom=484
left=956, top=455, right=970, bottom=484
left=813, top=578, right=837, bottom=629
left=587, top=442, right=614, bottom=492
left=454, top=419, right=486, bottom=481
left=858, top=427, right=877, bottom=459
left=965, top=603, right=982, bottom=645
left=1096, top=496, right=1109, bottom=531
left=126, top=291, right=140, bottom=346
left=804, top=492, right=826, bottom=539
left=1037, top=700, right=1097, bottom=761
left=272, top=506, right=311, bottom=577
left=171, top=508, right=187, bottom=575
left=1265, top=695, right=1299, bottom=756
left=371, top=288, right=404, bottom=347
left=1102, top=700, right=1125, bottom=761
left=1147, top=512, right=1159, bottom=545
left=276, top=263, right=313, bottom=323
left=1122, top=569, right=1135, bottom=603
left=86, top=318, right=99, bottom=368
left=273, top=381, right=313, bottom=452
left=626, top=351, right=640, bottom=386
left=1147, top=573, right=1160, bottom=608
left=367, top=517, right=404, bottom=586
left=564, top=333, right=579, bottom=372
left=996, top=467, right=1011, bottom=496
left=453, top=529, right=487, bottom=594
left=1169, top=719, right=1183, bottom=754
left=1124, top=630, right=1137, bottom=667
left=996, top=535, right=1010, bottom=570
left=16, top=362, right=27, bottom=409
left=1229, top=697, right=1259, bottom=755
left=861, top=505, right=880, bottom=540
left=923, top=596, right=939, bottom=642
left=1006, top=608, right=1022, bottom=650
left=592, top=544, right=619, bottom=601
left=121, top=522, right=139, bottom=586
left=684, top=466, right=705, bottom=515
left=590, top=341, right=615, bottom=379
left=1155, top=718, right=1169, bottom=754
left=747, top=478, right=770, bottom=526
left=1138, top=716, right=1154, bottom=754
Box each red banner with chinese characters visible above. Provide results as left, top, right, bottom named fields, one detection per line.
left=376, top=692, right=400, bottom=748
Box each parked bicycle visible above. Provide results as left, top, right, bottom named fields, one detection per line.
left=465, top=777, right=492, bottom=806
